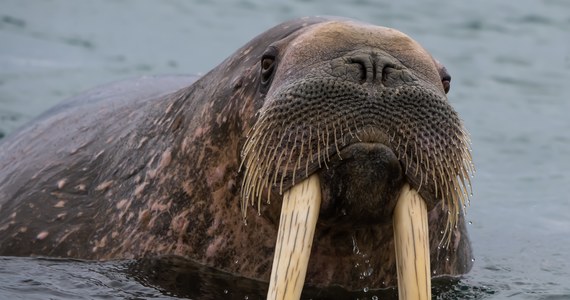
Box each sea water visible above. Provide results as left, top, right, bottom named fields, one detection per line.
left=1, top=0, right=569, bottom=299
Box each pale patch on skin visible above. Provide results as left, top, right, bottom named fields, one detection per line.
left=36, top=231, right=49, bottom=240
left=242, top=46, right=253, bottom=56
left=181, top=136, right=191, bottom=152
left=92, top=235, right=108, bottom=252
left=54, top=200, right=65, bottom=208
left=116, top=199, right=132, bottom=223
left=206, top=236, right=225, bottom=258
left=134, top=182, right=148, bottom=198
left=116, top=199, right=129, bottom=210
left=57, top=179, right=67, bottom=189
left=206, top=164, right=229, bottom=187
left=137, top=209, right=151, bottom=229
left=55, top=226, right=81, bottom=246
left=95, top=180, right=114, bottom=192
left=150, top=200, right=171, bottom=212
left=94, top=150, right=105, bottom=160
left=170, top=209, right=192, bottom=250
left=137, top=137, right=148, bottom=149
left=159, top=149, right=172, bottom=170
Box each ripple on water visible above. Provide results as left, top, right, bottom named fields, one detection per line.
left=1, top=0, right=570, bottom=299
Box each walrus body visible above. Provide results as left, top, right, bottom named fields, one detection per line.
left=0, top=17, right=473, bottom=290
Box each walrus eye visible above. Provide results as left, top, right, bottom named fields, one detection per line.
left=442, top=74, right=451, bottom=94
left=259, top=47, right=278, bottom=93
left=260, top=56, right=276, bottom=85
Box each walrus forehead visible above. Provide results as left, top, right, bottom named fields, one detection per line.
left=276, top=20, right=442, bottom=87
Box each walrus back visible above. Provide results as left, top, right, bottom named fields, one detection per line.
left=0, top=75, right=197, bottom=257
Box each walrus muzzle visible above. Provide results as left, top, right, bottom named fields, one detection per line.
left=240, top=42, right=473, bottom=299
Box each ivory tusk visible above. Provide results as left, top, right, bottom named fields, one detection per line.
left=267, top=174, right=321, bottom=300
left=393, top=183, right=431, bottom=300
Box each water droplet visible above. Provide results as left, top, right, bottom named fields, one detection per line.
left=235, top=260, right=239, bottom=264
left=244, top=296, right=249, bottom=300
left=468, top=221, right=473, bottom=225
left=352, top=235, right=360, bottom=254
left=471, top=258, right=476, bottom=262
left=372, top=296, right=379, bottom=300
left=224, top=289, right=228, bottom=294
left=363, top=287, right=369, bottom=293
left=433, top=270, right=437, bottom=275
left=446, top=257, right=450, bottom=262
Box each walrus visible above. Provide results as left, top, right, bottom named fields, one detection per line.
left=0, top=16, right=474, bottom=298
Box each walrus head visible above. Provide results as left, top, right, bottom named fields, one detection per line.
left=238, top=17, right=474, bottom=298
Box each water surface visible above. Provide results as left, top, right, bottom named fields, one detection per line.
left=1, top=0, right=569, bottom=299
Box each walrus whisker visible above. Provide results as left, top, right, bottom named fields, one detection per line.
left=296, top=129, right=306, bottom=178
left=351, top=116, right=361, bottom=142
left=333, top=122, right=342, bottom=159
left=324, top=125, right=331, bottom=166
left=414, top=143, right=420, bottom=177
left=417, top=167, right=424, bottom=193
left=259, top=127, right=276, bottom=165
left=276, top=152, right=288, bottom=195
left=306, top=126, right=315, bottom=176
left=286, top=128, right=299, bottom=186
left=271, top=128, right=290, bottom=186
left=337, top=118, right=346, bottom=147
left=321, top=125, right=330, bottom=169
left=317, top=124, right=322, bottom=168
left=256, top=184, right=264, bottom=215
left=395, top=136, right=402, bottom=152
left=456, top=176, right=469, bottom=208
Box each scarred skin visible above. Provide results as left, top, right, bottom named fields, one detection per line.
left=0, top=17, right=472, bottom=290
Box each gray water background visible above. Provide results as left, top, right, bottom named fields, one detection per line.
left=1, top=0, right=569, bottom=299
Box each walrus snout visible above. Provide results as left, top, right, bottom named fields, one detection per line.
left=240, top=19, right=474, bottom=258
left=318, top=142, right=404, bottom=228
left=344, top=51, right=416, bottom=87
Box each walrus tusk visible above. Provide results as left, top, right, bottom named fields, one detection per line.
left=393, top=183, right=431, bottom=300
left=267, top=174, right=321, bottom=300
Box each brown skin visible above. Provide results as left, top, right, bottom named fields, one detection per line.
left=0, top=17, right=472, bottom=290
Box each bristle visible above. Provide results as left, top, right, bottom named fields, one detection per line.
left=239, top=83, right=474, bottom=249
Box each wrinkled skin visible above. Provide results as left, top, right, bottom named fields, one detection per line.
left=0, top=17, right=472, bottom=290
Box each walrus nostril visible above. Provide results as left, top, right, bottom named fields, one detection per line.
left=348, top=55, right=370, bottom=84
left=348, top=54, right=397, bottom=85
